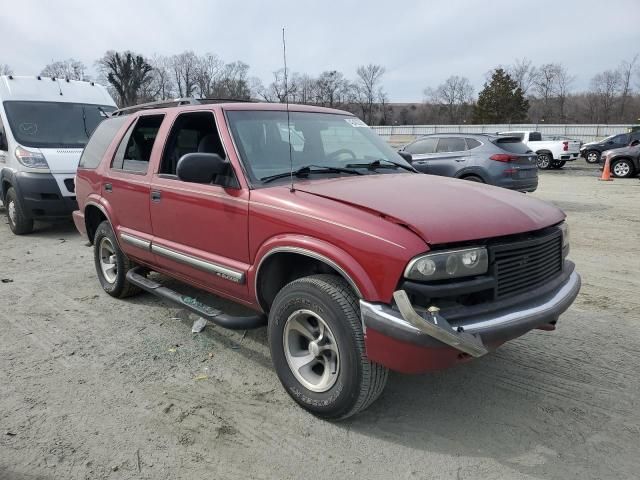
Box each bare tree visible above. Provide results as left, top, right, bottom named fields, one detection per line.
left=508, top=58, right=538, bottom=95
left=315, top=70, right=351, bottom=107
left=213, top=61, right=251, bottom=99
left=139, top=54, right=174, bottom=102
left=589, top=70, right=622, bottom=123
left=195, top=53, right=224, bottom=98
left=41, top=58, right=88, bottom=80
left=618, top=54, right=638, bottom=120
left=171, top=51, right=198, bottom=97
left=97, top=51, right=153, bottom=107
left=424, top=75, right=474, bottom=123
left=552, top=64, right=574, bottom=122
left=534, top=64, right=558, bottom=120
left=1, top=64, right=13, bottom=75
left=355, top=64, right=385, bottom=124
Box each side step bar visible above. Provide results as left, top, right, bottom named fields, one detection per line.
left=126, top=267, right=266, bottom=330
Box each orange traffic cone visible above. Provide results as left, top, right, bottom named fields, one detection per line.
left=599, top=156, right=613, bottom=181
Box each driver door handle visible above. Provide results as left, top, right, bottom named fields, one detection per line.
left=151, top=190, right=161, bottom=202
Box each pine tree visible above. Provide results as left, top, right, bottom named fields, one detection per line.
left=473, top=68, right=529, bottom=124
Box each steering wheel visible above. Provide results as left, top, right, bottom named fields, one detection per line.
left=327, top=149, right=357, bottom=161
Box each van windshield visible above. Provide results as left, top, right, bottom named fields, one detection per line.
left=226, top=110, right=411, bottom=184
left=3, top=101, right=115, bottom=148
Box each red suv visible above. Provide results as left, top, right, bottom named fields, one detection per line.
left=73, top=101, right=581, bottom=419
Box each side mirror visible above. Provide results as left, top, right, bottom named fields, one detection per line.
left=177, top=153, right=228, bottom=184
left=398, top=151, right=413, bottom=163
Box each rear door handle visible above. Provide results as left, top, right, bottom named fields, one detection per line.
left=104, top=183, right=112, bottom=193
left=151, top=190, right=161, bottom=202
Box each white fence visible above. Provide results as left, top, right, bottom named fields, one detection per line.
left=371, top=124, right=632, bottom=145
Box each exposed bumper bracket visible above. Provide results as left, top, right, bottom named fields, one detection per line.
left=393, top=290, right=489, bottom=357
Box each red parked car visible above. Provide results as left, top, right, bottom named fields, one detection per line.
left=73, top=100, right=581, bottom=419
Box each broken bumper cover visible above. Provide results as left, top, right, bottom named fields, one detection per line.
left=360, top=271, right=581, bottom=362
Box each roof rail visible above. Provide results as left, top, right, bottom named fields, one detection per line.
left=110, top=97, right=257, bottom=116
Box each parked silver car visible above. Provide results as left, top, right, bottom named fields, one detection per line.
left=400, top=133, right=538, bottom=192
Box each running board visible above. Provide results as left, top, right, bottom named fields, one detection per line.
left=126, top=267, right=266, bottom=330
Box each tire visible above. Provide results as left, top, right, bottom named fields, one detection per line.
left=611, top=159, right=635, bottom=178
left=5, top=187, right=34, bottom=235
left=537, top=152, right=552, bottom=169
left=93, top=221, right=141, bottom=298
left=268, top=274, right=388, bottom=420
left=585, top=150, right=600, bottom=164
left=551, top=161, right=566, bottom=169
left=461, top=175, right=484, bottom=183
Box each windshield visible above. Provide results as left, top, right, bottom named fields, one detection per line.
left=226, top=110, right=411, bottom=184
left=3, top=101, right=115, bottom=148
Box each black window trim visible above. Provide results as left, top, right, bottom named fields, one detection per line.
left=110, top=113, right=165, bottom=176
left=157, top=108, right=240, bottom=189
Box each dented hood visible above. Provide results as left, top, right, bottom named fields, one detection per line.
left=293, top=174, right=565, bottom=245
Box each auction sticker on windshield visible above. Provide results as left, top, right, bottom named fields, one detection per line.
left=345, top=118, right=368, bottom=127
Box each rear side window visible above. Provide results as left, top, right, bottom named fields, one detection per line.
left=529, top=132, right=542, bottom=141
left=78, top=116, right=126, bottom=169
left=436, top=137, right=466, bottom=153
left=111, top=115, right=164, bottom=174
left=405, top=138, right=437, bottom=154
left=465, top=138, right=482, bottom=149
left=493, top=137, right=532, bottom=154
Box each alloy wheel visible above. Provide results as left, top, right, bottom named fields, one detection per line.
left=613, top=161, right=631, bottom=177
left=99, top=237, right=118, bottom=284
left=283, top=309, right=340, bottom=393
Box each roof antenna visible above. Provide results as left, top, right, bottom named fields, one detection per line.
left=282, top=27, right=294, bottom=192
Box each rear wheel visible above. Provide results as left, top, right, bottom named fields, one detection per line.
left=461, top=175, right=484, bottom=183
left=5, top=188, right=34, bottom=235
left=551, top=161, right=566, bottom=169
left=585, top=150, right=600, bottom=164
left=268, top=274, right=388, bottom=420
left=611, top=159, right=635, bottom=178
left=537, top=153, right=552, bottom=169
left=93, top=221, right=141, bottom=298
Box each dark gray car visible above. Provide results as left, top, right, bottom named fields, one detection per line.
left=400, top=133, right=538, bottom=192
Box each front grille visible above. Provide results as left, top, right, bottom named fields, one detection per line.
left=490, top=229, right=563, bottom=299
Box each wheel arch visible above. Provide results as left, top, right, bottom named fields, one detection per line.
left=455, top=168, right=488, bottom=182
left=84, top=201, right=112, bottom=245
left=252, top=238, right=377, bottom=313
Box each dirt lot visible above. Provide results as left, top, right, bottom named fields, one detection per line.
left=1, top=161, right=639, bottom=480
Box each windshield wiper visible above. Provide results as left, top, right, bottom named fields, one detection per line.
left=260, top=164, right=362, bottom=183
left=345, top=158, right=415, bottom=172
left=81, top=106, right=90, bottom=138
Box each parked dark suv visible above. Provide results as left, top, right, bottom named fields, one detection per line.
left=580, top=131, right=640, bottom=163
left=400, top=133, right=538, bottom=192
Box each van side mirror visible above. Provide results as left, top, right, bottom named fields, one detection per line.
left=398, top=151, right=413, bottom=163
left=177, top=153, right=228, bottom=184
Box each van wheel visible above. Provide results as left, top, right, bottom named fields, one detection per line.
left=268, top=274, right=388, bottom=420
left=537, top=153, right=552, bottom=169
left=93, top=221, right=140, bottom=298
left=5, top=188, right=34, bottom=235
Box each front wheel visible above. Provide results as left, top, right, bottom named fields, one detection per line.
left=551, top=160, right=566, bottom=169
left=585, top=150, right=600, bottom=164
left=93, top=221, right=141, bottom=298
left=5, top=187, right=34, bottom=235
left=611, top=159, right=635, bottom=178
left=537, top=153, right=552, bottom=169
left=268, top=274, right=388, bottom=420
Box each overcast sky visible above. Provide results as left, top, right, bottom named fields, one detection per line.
left=2, top=0, right=639, bottom=102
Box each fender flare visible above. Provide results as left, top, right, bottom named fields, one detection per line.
left=250, top=234, right=380, bottom=307
left=0, top=168, right=25, bottom=210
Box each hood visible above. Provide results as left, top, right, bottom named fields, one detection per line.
left=39, top=147, right=83, bottom=174
left=607, top=145, right=639, bottom=156
left=293, top=174, right=565, bottom=245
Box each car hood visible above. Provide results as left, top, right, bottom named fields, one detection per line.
left=581, top=140, right=603, bottom=149
left=293, top=174, right=565, bottom=245
left=607, top=145, right=638, bottom=156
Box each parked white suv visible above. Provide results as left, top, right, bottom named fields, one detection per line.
left=0, top=75, right=116, bottom=234
left=499, top=131, right=581, bottom=170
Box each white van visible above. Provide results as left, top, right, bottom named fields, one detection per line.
left=0, top=75, right=117, bottom=234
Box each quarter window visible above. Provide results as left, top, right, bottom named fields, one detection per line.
left=465, top=138, right=482, bottom=149
left=111, top=115, right=164, bottom=174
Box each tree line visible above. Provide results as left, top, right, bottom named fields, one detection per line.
left=1, top=52, right=638, bottom=125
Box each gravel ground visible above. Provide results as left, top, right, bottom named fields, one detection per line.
left=1, top=160, right=639, bottom=480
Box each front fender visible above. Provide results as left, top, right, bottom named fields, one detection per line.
left=249, top=234, right=380, bottom=303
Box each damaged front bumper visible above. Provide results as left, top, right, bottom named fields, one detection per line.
left=360, top=271, right=581, bottom=360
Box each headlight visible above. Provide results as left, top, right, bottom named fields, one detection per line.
left=15, top=146, right=49, bottom=169
left=559, top=222, right=570, bottom=256
left=405, top=247, right=489, bottom=281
